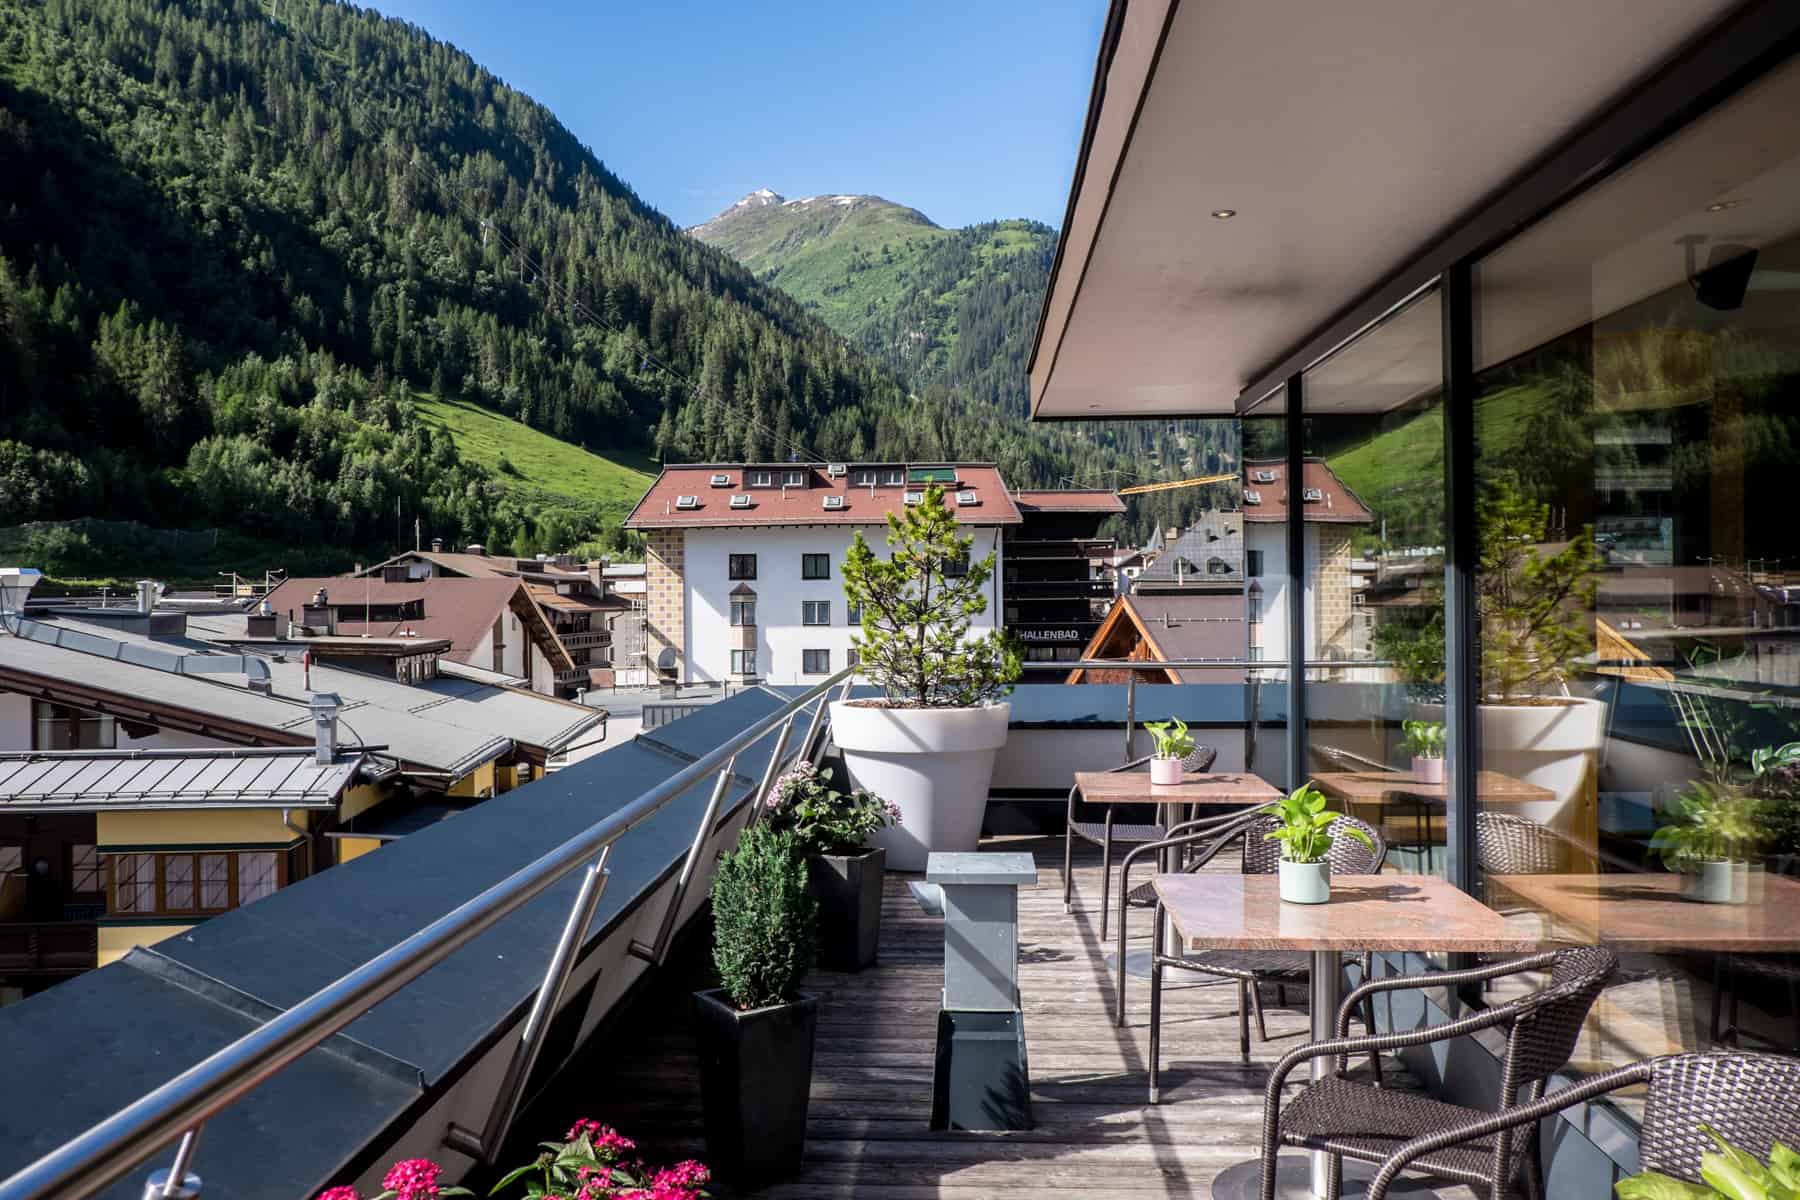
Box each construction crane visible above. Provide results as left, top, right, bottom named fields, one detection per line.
left=1116, top=472, right=1237, bottom=497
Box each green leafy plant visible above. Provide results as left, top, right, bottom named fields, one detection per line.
left=1477, top=479, right=1604, bottom=700
left=1652, top=779, right=1769, bottom=870
left=762, top=760, right=900, bottom=857
left=1402, top=719, right=1446, bottom=759
left=842, top=485, right=1021, bottom=708
left=710, top=823, right=816, bottom=1011
left=1615, top=1125, right=1800, bottom=1199
left=1144, top=717, right=1196, bottom=760
left=1259, top=783, right=1374, bottom=865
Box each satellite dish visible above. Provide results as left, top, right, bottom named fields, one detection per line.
left=655, top=647, right=678, bottom=672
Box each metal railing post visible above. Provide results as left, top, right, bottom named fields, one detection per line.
left=745, top=715, right=798, bottom=829
left=798, top=688, right=832, bottom=763
left=629, top=756, right=737, bottom=966
left=446, top=845, right=612, bottom=1164
left=1124, top=673, right=1137, bottom=764
left=144, top=1128, right=201, bottom=1200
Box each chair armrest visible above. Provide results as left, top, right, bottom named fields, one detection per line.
left=1110, top=754, right=1154, bottom=773
left=1365, top=1061, right=1655, bottom=1200
left=1334, top=951, right=1560, bottom=1037
left=1261, top=1005, right=1524, bottom=1147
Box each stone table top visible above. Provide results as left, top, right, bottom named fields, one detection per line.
left=926, top=852, right=1040, bottom=887
left=1487, top=872, right=1800, bottom=952
left=1073, top=771, right=1282, bottom=807
left=1311, top=770, right=1554, bottom=805
left=1153, top=873, right=1538, bottom=954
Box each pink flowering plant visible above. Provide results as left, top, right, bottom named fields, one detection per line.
left=486, top=1119, right=709, bottom=1200
left=763, top=760, right=899, bottom=857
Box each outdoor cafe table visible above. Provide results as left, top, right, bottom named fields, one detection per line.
left=1311, top=770, right=1554, bottom=809
left=1074, top=771, right=1281, bottom=977
left=1487, top=872, right=1800, bottom=951
left=1153, top=873, right=1538, bottom=1199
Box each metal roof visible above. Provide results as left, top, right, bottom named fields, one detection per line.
left=0, top=748, right=361, bottom=811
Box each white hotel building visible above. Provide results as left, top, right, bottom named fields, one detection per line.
left=624, top=463, right=1019, bottom=686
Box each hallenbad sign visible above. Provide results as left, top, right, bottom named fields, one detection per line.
left=1015, top=628, right=1086, bottom=643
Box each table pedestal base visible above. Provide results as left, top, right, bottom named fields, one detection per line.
left=1209, top=1155, right=1451, bottom=1199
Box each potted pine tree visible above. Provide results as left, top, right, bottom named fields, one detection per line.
left=693, top=823, right=818, bottom=1184
left=764, top=760, right=899, bottom=970
left=833, top=485, right=1021, bottom=871
left=1402, top=719, right=1446, bottom=785
left=1260, top=783, right=1375, bottom=904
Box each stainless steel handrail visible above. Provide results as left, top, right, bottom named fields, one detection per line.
left=0, top=666, right=856, bottom=1200
left=1015, top=658, right=1396, bottom=669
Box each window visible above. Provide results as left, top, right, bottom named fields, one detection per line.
left=802, top=649, right=830, bottom=675
left=903, top=490, right=924, bottom=506
left=108, top=850, right=286, bottom=916
left=709, top=473, right=732, bottom=487
left=730, top=599, right=756, bottom=627
left=32, top=701, right=115, bottom=750
left=728, top=494, right=752, bottom=509
left=730, top=649, right=757, bottom=676
left=784, top=471, right=806, bottom=487
left=674, top=495, right=699, bottom=510
left=955, top=490, right=978, bottom=507
left=1301, top=487, right=1324, bottom=503
left=1251, top=469, right=1277, bottom=484
left=944, top=550, right=969, bottom=578
left=1351, top=591, right=1366, bottom=608
left=822, top=495, right=845, bottom=511
left=1248, top=645, right=1264, bottom=663
left=237, top=852, right=278, bottom=906
left=1243, top=488, right=1263, bottom=505
left=111, top=853, right=156, bottom=914
left=0, top=845, right=21, bottom=874
left=1247, top=594, right=1263, bottom=626
left=846, top=602, right=862, bottom=625
left=199, top=853, right=231, bottom=909
left=850, top=468, right=878, bottom=486
left=747, top=470, right=774, bottom=488
left=162, top=854, right=195, bottom=911
left=1246, top=550, right=1264, bottom=577
left=847, top=648, right=860, bottom=668
left=728, top=554, right=757, bottom=580
left=803, top=600, right=831, bottom=626
left=882, top=469, right=905, bottom=486
left=802, top=553, right=830, bottom=580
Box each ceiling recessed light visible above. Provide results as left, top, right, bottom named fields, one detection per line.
left=1211, top=209, right=1237, bottom=220
left=1706, top=198, right=1748, bottom=212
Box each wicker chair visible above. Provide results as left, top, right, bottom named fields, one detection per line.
left=1063, top=744, right=1218, bottom=939
left=1258, top=945, right=1617, bottom=1200
left=1366, top=1051, right=1800, bottom=1200
left=1474, top=811, right=1565, bottom=875
left=1143, top=813, right=1389, bottom=1089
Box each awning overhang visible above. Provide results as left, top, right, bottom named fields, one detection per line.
left=1029, top=0, right=1746, bottom=419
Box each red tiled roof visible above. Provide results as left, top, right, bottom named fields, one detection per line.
left=263, top=576, right=572, bottom=671
left=625, top=464, right=1022, bottom=529
left=1240, top=458, right=1373, bottom=524
left=1011, top=489, right=1127, bottom=514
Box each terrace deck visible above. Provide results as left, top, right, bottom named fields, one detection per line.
left=584, top=836, right=1476, bottom=1198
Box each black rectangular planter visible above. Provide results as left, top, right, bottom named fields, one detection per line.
left=806, top=847, right=884, bottom=971
left=691, top=987, right=818, bottom=1186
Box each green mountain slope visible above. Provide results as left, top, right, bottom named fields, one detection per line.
left=691, top=191, right=1055, bottom=415
left=414, top=396, right=654, bottom=517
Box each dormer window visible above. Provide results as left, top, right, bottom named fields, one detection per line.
left=956, top=490, right=978, bottom=507
left=903, top=490, right=924, bottom=506
left=822, top=495, right=845, bottom=510
left=1302, top=487, right=1324, bottom=503
left=729, top=494, right=753, bottom=509
left=709, top=473, right=732, bottom=487
left=826, top=463, right=847, bottom=477
left=1243, top=489, right=1262, bottom=505
left=1251, top=470, right=1277, bottom=484
left=747, top=470, right=774, bottom=488
left=783, top=470, right=807, bottom=487
left=674, top=495, right=700, bottom=510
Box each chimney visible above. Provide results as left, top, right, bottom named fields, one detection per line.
left=136, top=580, right=157, bottom=614
left=246, top=597, right=279, bottom=639
left=466, top=543, right=486, bottom=556
left=431, top=537, right=444, bottom=553
left=308, top=692, right=344, bottom=764
left=302, top=588, right=337, bottom=636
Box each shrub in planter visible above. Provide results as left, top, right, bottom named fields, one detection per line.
left=694, top=823, right=818, bottom=1185
left=1259, top=783, right=1374, bottom=905
left=834, top=484, right=1022, bottom=869
left=765, top=760, right=900, bottom=969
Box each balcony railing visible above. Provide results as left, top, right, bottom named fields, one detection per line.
left=0, top=665, right=858, bottom=1200
left=0, top=920, right=97, bottom=974
left=554, top=630, right=610, bottom=650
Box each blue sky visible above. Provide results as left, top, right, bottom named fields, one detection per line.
left=367, top=0, right=1105, bottom=230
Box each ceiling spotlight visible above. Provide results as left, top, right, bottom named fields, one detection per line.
left=1211, top=209, right=1237, bottom=220
left=1706, top=199, right=1748, bottom=213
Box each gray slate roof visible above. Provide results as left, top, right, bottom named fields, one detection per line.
left=1137, top=514, right=1245, bottom=585
left=0, top=748, right=360, bottom=810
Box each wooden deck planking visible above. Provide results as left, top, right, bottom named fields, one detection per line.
left=585, top=835, right=1473, bottom=1198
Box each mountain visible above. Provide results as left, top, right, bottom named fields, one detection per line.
left=691, top=191, right=1054, bottom=415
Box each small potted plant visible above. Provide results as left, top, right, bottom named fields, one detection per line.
left=693, top=823, right=818, bottom=1184
left=764, top=760, right=900, bottom=970
left=833, top=485, right=1022, bottom=870
left=1259, top=782, right=1374, bottom=904
left=1402, top=719, right=1446, bottom=785
left=1652, top=779, right=1766, bottom=905
left=1144, top=717, right=1197, bottom=785
left=1615, top=1124, right=1799, bottom=1198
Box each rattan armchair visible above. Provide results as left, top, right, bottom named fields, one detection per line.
left=1063, top=744, right=1217, bottom=939
left=1258, top=945, right=1617, bottom=1200
left=1366, top=1051, right=1800, bottom=1200
left=1474, top=811, right=1565, bottom=875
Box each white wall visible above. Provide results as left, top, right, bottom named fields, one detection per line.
left=681, top=524, right=1005, bottom=685
left=1244, top=522, right=1320, bottom=669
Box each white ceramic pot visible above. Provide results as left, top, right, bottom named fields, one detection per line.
left=1150, top=756, right=1184, bottom=786
left=1684, top=859, right=1745, bottom=905
left=1278, top=859, right=1331, bottom=905
left=830, top=701, right=1011, bottom=871
left=1411, top=755, right=1445, bottom=785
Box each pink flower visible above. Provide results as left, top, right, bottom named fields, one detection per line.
left=651, top=1160, right=710, bottom=1195
left=380, top=1159, right=443, bottom=1200
left=566, top=1118, right=605, bottom=1142
left=317, top=1189, right=360, bottom=1200
left=885, top=799, right=903, bottom=825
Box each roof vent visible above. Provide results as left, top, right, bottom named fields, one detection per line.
left=729, top=494, right=753, bottom=509
left=956, top=490, right=978, bottom=506
left=826, top=463, right=847, bottom=477
left=822, top=495, right=846, bottom=510
left=1303, top=487, right=1324, bottom=503
left=674, top=495, right=700, bottom=510
left=709, top=473, right=732, bottom=487
left=1244, top=489, right=1262, bottom=505
left=903, top=490, right=924, bottom=506
left=1251, top=470, right=1277, bottom=484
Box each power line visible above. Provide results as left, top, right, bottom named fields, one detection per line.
left=267, top=0, right=825, bottom=464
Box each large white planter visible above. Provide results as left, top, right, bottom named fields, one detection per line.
left=1479, top=697, right=1607, bottom=837
left=829, top=701, right=1011, bottom=872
